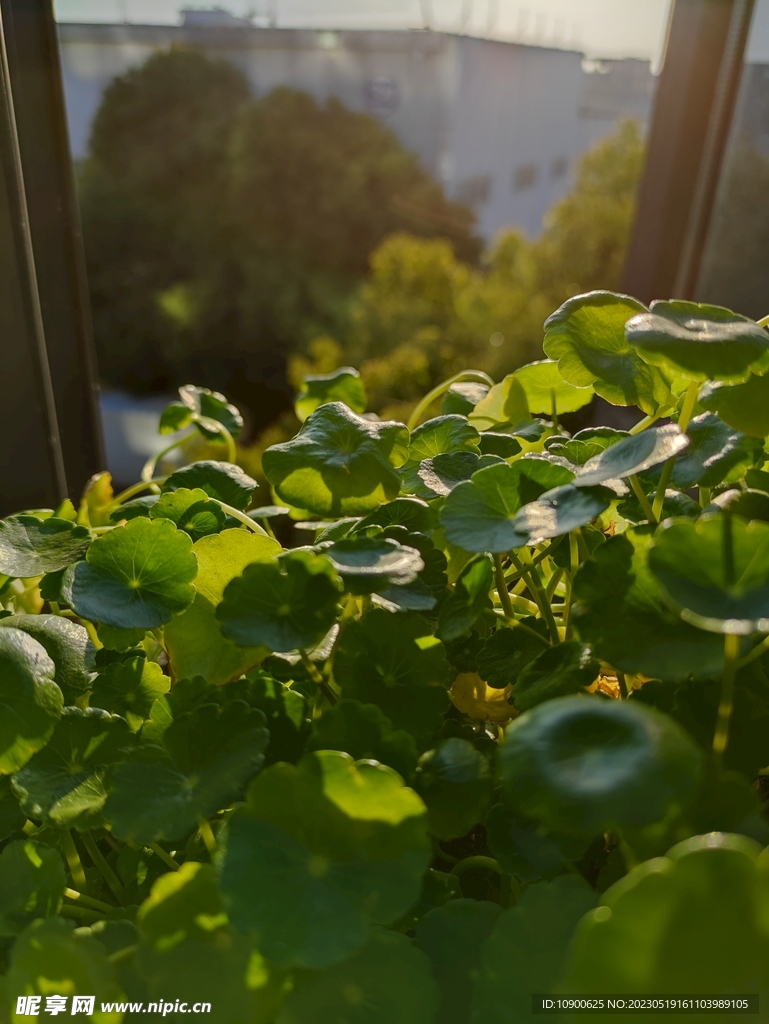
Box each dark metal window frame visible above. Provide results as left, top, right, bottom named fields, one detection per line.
left=0, top=0, right=760, bottom=512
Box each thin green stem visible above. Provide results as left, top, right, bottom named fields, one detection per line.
left=109, top=945, right=139, bottom=966
left=406, top=370, right=494, bottom=431
left=111, top=477, right=168, bottom=506
left=218, top=503, right=268, bottom=535
left=545, top=566, right=564, bottom=602
left=509, top=550, right=560, bottom=644
left=505, top=615, right=550, bottom=646
left=550, top=388, right=559, bottom=432
left=195, top=416, right=237, bottom=464
left=60, top=829, right=87, bottom=889
left=713, top=633, right=741, bottom=761
left=60, top=905, right=104, bottom=924
left=494, top=554, right=514, bottom=620
left=141, top=435, right=193, bottom=483
left=78, top=618, right=103, bottom=651
left=301, top=651, right=338, bottom=705
left=81, top=832, right=126, bottom=903
left=64, top=887, right=115, bottom=913
left=198, top=818, right=218, bottom=857
left=677, top=379, right=700, bottom=433
left=737, top=633, right=769, bottom=669
left=629, top=475, right=657, bottom=524
left=699, top=486, right=712, bottom=508
left=148, top=842, right=180, bottom=871
left=652, top=460, right=675, bottom=521
left=629, top=412, right=661, bottom=435
left=503, top=538, right=563, bottom=582
left=616, top=671, right=629, bottom=699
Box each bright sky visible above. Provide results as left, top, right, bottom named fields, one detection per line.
left=53, top=0, right=674, bottom=61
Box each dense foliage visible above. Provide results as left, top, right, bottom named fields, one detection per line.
left=5, top=291, right=769, bottom=1020
left=79, top=48, right=476, bottom=422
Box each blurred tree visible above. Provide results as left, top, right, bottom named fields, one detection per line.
left=327, top=120, right=645, bottom=416
left=78, top=52, right=478, bottom=428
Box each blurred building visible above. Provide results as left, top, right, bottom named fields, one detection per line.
left=58, top=17, right=655, bottom=240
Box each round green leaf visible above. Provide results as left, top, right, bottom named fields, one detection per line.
left=163, top=460, right=257, bottom=511
left=234, top=669, right=311, bottom=767
left=165, top=529, right=280, bottom=685
left=437, top=553, right=493, bottom=641
left=478, top=431, right=522, bottom=458
left=149, top=487, right=226, bottom=541
left=571, top=528, right=724, bottom=680
left=408, top=415, right=480, bottom=461
left=0, top=840, right=65, bottom=935
left=178, top=383, right=244, bottom=441
left=711, top=488, right=769, bottom=523
left=470, top=875, right=597, bottom=1023
left=355, top=497, right=437, bottom=536
left=5, top=917, right=124, bottom=1020
left=262, top=402, right=409, bottom=517
left=249, top=504, right=291, bottom=520
left=89, top=654, right=170, bottom=731
left=485, top=803, right=588, bottom=882
left=105, top=707, right=268, bottom=843
left=0, top=614, right=93, bottom=704
left=415, top=738, right=491, bottom=839
left=109, top=494, right=159, bottom=522
left=511, top=640, right=599, bottom=711
left=276, top=928, right=439, bottom=1024
left=626, top=300, right=769, bottom=383
left=138, top=861, right=227, bottom=950
left=220, top=750, right=430, bottom=968
left=62, top=518, right=197, bottom=630
left=575, top=424, right=689, bottom=487
left=11, top=708, right=134, bottom=828
left=441, top=459, right=574, bottom=553
left=442, top=381, right=489, bottom=416
left=0, top=628, right=63, bottom=774
left=334, top=609, right=449, bottom=746
left=564, top=833, right=769, bottom=996
left=667, top=413, right=762, bottom=489
left=543, top=291, right=672, bottom=415
left=514, top=359, right=594, bottom=415
left=511, top=484, right=613, bottom=545
left=218, top=549, right=341, bottom=652
left=306, top=699, right=418, bottom=781
left=546, top=427, right=628, bottom=467
left=414, top=899, right=502, bottom=1024
left=321, top=536, right=423, bottom=595
left=404, top=451, right=504, bottom=499
left=295, top=366, right=367, bottom=422
left=499, top=695, right=703, bottom=833
left=468, top=375, right=530, bottom=432
left=699, top=372, right=769, bottom=438
left=0, top=515, right=90, bottom=577
left=649, top=514, right=769, bottom=633
left=477, top=620, right=549, bottom=689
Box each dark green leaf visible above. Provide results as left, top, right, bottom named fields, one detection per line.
left=305, top=699, right=418, bottom=782
left=178, top=384, right=244, bottom=441
left=90, top=655, right=170, bottom=732
left=711, top=488, right=769, bottom=523
left=470, top=875, right=597, bottom=1022
left=700, top=372, right=769, bottom=438
left=138, top=860, right=226, bottom=949
left=0, top=614, right=93, bottom=704
left=514, top=359, right=594, bottom=415
left=404, top=451, right=504, bottom=500
left=159, top=400, right=193, bottom=434
left=321, top=536, right=424, bottom=595
left=627, top=300, right=769, bottom=382
left=649, top=513, right=769, bottom=633
left=564, top=834, right=769, bottom=995
left=11, top=708, right=134, bottom=828
left=234, top=669, right=311, bottom=766
left=218, top=549, right=342, bottom=652
left=0, top=840, right=65, bottom=935
left=163, top=460, right=257, bottom=511
left=62, top=518, right=197, bottom=630
left=617, top=488, right=700, bottom=525
left=545, top=427, right=628, bottom=467
left=334, top=610, right=449, bottom=747
left=499, top=695, right=703, bottom=833
left=442, top=381, right=489, bottom=416
left=109, top=495, right=159, bottom=522
left=0, top=628, right=63, bottom=773
left=149, top=487, right=226, bottom=541
left=263, top=402, right=409, bottom=517
left=746, top=468, right=769, bottom=493
left=414, top=899, right=502, bottom=1024
left=437, top=553, right=493, bottom=641
left=0, top=515, right=91, bottom=577
left=543, top=291, right=671, bottom=414
left=408, top=415, right=480, bottom=461
left=415, top=738, right=491, bottom=839
left=295, top=366, right=367, bottom=422
left=220, top=750, right=430, bottom=968
left=512, top=640, right=599, bottom=711
left=485, top=804, right=589, bottom=882
left=571, top=528, right=724, bottom=680
left=478, top=432, right=522, bottom=458
left=441, top=460, right=574, bottom=553
left=354, top=497, right=438, bottom=536
left=276, top=928, right=438, bottom=1024
left=669, top=412, right=761, bottom=489
left=165, top=529, right=280, bottom=685
left=477, top=620, right=549, bottom=689
left=511, top=484, right=613, bottom=545
left=574, top=424, right=688, bottom=487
